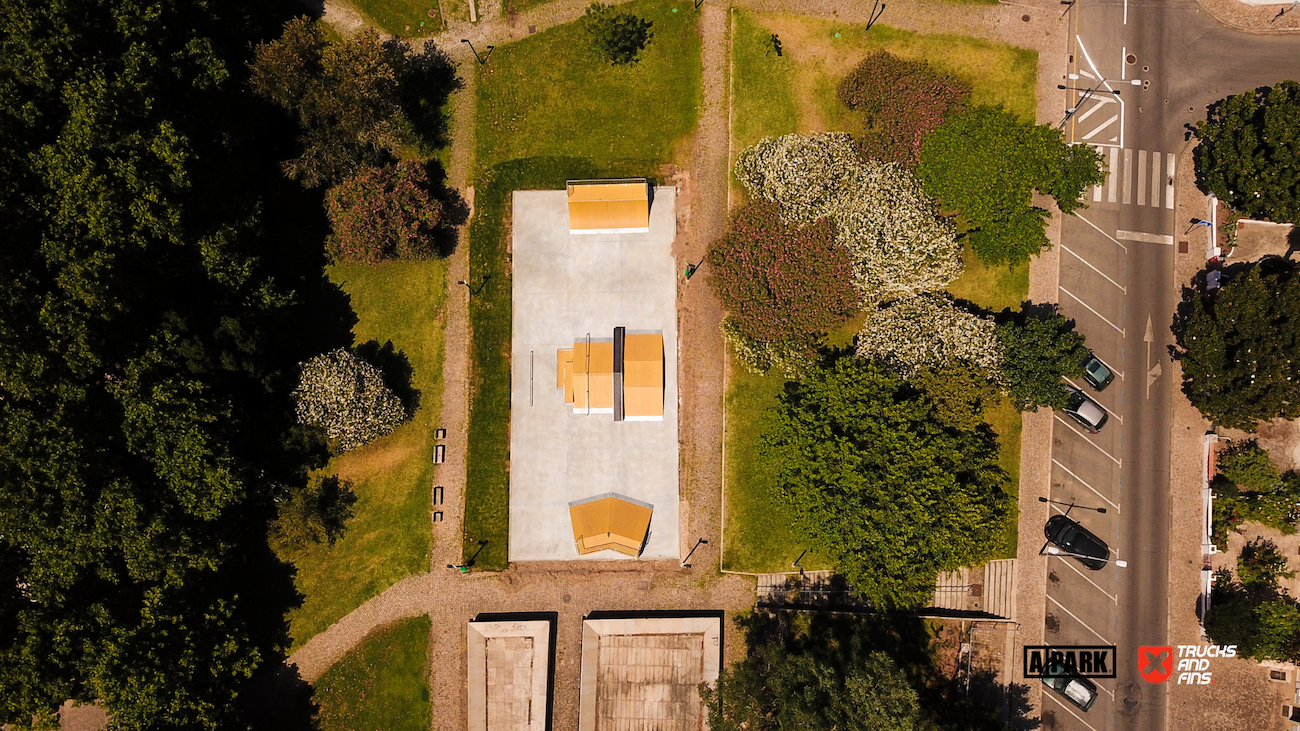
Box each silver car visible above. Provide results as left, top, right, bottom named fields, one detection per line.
left=1064, top=386, right=1108, bottom=433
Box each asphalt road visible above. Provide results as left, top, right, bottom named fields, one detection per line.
left=1042, top=3, right=1300, bottom=730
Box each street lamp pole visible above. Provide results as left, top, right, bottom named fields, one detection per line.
left=1058, top=84, right=1121, bottom=95
left=680, top=538, right=709, bottom=568
left=1038, top=496, right=1107, bottom=515
left=1045, top=545, right=1128, bottom=568
left=461, top=39, right=494, bottom=65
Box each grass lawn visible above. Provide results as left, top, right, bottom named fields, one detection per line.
left=286, top=260, right=447, bottom=647
left=722, top=14, right=1032, bottom=572
left=463, top=0, right=701, bottom=570
left=352, top=0, right=444, bottom=36
left=314, top=615, right=432, bottom=731
left=501, top=0, right=550, bottom=14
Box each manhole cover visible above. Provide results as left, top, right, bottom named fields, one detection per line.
left=1142, top=65, right=1150, bottom=72
left=562, top=593, right=571, bottom=604
left=1126, top=54, right=1137, bottom=64
left=1021, top=14, right=1031, bottom=21
left=427, top=8, right=437, bottom=17
left=528, top=25, right=537, bottom=33
left=637, top=580, right=650, bottom=591
left=1188, top=106, right=1195, bottom=111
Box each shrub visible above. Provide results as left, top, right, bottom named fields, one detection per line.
left=1238, top=538, right=1295, bottom=590
left=325, top=161, right=443, bottom=264
left=838, top=51, right=971, bottom=167
left=919, top=106, right=1105, bottom=265
left=913, top=362, right=998, bottom=431
left=994, top=306, right=1089, bottom=411
left=581, top=2, right=654, bottom=65
left=1212, top=442, right=1300, bottom=533
left=735, top=133, right=963, bottom=300
left=1219, top=441, right=1280, bottom=492
left=1194, top=80, right=1300, bottom=224
left=855, top=293, right=1000, bottom=378
left=721, top=317, right=816, bottom=377
left=293, top=348, right=408, bottom=452
left=268, top=475, right=358, bottom=559
left=709, top=202, right=857, bottom=347
left=1205, top=571, right=1300, bottom=662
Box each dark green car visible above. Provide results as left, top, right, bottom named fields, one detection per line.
left=1082, top=353, right=1115, bottom=391
left=1042, top=661, right=1099, bottom=711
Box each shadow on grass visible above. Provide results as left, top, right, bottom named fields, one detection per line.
left=356, top=339, right=421, bottom=415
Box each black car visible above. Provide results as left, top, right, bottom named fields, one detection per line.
left=1042, top=661, right=1099, bottom=711
left=1081, top=352, right=1115, bottom=391
left=1044, top=515, right=1111, bottom=570
left=1063, top=386, right=1108, bottom=433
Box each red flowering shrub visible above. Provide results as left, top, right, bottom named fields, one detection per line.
left=708, top=202, right=858, bottom=345
left=838, top=52, right=971, bottom=167
left=325, top=161, right=442, bottom=264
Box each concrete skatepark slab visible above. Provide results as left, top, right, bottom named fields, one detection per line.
left=509, top=188, right=679, bottom=561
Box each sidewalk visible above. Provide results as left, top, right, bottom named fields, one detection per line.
left=1197, top=0, right=1300, bottom=33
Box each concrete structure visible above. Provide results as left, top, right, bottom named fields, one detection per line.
left=566, top=179, right=650, bottom=234
left=568, top=492, right=654, bottom=556
left=558, top=329, right=664, bottom=421
left=467, top=620, right=552, bottom=731
left=577, top=616, right=722, bottom=731
left=509, top=189, right=679, bottom=562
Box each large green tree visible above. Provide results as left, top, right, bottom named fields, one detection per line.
left=919, top=106, right=1105, bottom=265
left=1195, top=80, right=1300, bottom=223
left=0, top=1, right=345, bottom=727
left=764, top=357, right=1013, bottom=608
left=1175, top=261, right=1300, bottom=430
left=995, top=305, right=1088, bottom=411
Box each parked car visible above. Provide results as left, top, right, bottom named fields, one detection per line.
left=1064, top=386, right=1108, bottom=433
left=1044, top=515, right=1111, bottom=570
left=1081, top=352, right=1115, bottom=391
left=1042, top=660, right=1099, bottom=711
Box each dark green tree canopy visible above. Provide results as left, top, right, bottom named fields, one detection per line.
left=581, top=2, right=654, bottom=65
left=763, top=357, right=1013, bottom=609
left=995, top=304, right=1088, bottom=411
left=1174, top=261, right=1300, bottom=430
left=1195, top=80, right=1300, bottom=223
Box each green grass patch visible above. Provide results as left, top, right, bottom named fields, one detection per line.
left=352, top=0, right=444, bottom=36
left=287, top=260, right=447, bottom=647
left=501, top=0, right=551, bottom=15
left=315, top=615, right=432, bottom=731
left=731, top=11, right=799, bottom=156
left=947, top=241, right=1030, bottom=314
left=985, top=396, right=1022, bottom=559
left=464, top=0, right=700, bottom=570
left=475, top=0, right=701, bottom=168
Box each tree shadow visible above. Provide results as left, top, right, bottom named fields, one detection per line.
left=241, top=662, right=319, bottom=731
left=1285, top=225, right=1300, bottom=261
left=401, top=41, right=464, bottom=155
left=355, top=339, right=421, bottom=415
left=422, top=157, right=469, bottom=258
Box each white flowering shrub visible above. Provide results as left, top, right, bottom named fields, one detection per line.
left=721, top=317, right=814, bottom=377
left=735, top=133, right=963, bottom=300
left=855, top=293, right=1001, bottom=378
left=293, top=348, right=408, bottom=452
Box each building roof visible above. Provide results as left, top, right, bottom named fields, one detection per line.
left=467, top=620, right=552, bottom=731
left=566, top=179, right=650, bottom=233
left=622, top=333, right=663, bottom=420
left=568, top=493, right=653, bottom=556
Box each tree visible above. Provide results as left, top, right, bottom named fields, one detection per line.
left=268, top=475, right=358, bottom=558
left=913, top=362, right=999, bottom=431
left=1175, top=262, right=1300, bottom=430
left=994, top=305, right=1088, bottom=411
left=250, top=19, right=411, bottom=187
left=1195, top=80, right=1300, bottom=223
left=735, top=133, right=964, bottom=300
left=855, top=293, right=1001, bottom=378
left=293, top=349, right=409, bottom=452
left=919, top=106, right=1105, bottom=265
left=581, top=3, right=654, bottom=65
left=764, top=357, right=1013, bottom=608
left=1218, top=441, right=1280, bottom=492
left=1205, top=570, right=1300, bottom=661
left=837, top=51, right=971, bottom=167
left=326, top=161, right=443, bottom=263
left=1212, top=442, right=1300, bottom=534
left=1238, top=538, right=1295, bottom=590
left=709, top=203, right=857, bottom=351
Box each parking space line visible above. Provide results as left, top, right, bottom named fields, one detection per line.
left=1043, top=689, right=1104, bottom=731
left=1090, top=352, right=1123, bottom=381
left=1116, top=229, right=1175, bottom=245
left=1048, top=594, right=1113, bottom=645
left=1061, top=244, right=1125, bottom=292
left=1050, top=553, right=1119, bottom=604
left=1052, top=458, right=1121, bottom=512
left=1063, top=378, right=1122, bottom=424
left=1060, top=287, right=1126, bottom=335
left=1054, top=415, right=1123, bottom=466
left=1076, top=211, right=1127, bottom=252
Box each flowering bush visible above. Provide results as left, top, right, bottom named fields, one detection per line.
left=721, top=317, right=815, bottom=377
left=838, top=51, right=971, bottom=167
left=1238, top=537, right=1295, bottom=590
left=709, top=202, right=858, bottom=346
left=325, top=161, right=442, bottom=264
left=292, top=348, right=408, bottom=452
left=735, top=133, right=963, bottom=300
left=855, top=293, right=1000, bottom=377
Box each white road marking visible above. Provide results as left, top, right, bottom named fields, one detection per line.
left=1116, top=230, right=1175, bottom=245
left=1043, top=689, right=1106, bottom=731
left=1063, top=377, right=1122, bottom=424
left=1054, top=414, right=1123, bottom=466
left=1166, top=153, right=1176, bottom=209
left=1079, top=68, right=1096, bottom=79
left=1048, top=593, right=1114, bottom=645
left=1061, top=244, right=1125, bottom=292
left=1081, top=114, right=1118, bottom=141
left=1060, top=286, right=1126, bottom=335
left=1051, top=552, right=1119, bottom=603
left=1076, top=212, right=1127, bottom=252
left=1052, top=458, right=1121, bottom=512
left=1152, top=152, right=1163, bottom=208
left=1122, top=148, right=1133, bottom=204
left=1075, top=96, right=1115, bottom=125
left=1137, top=150, right=1148, bottom=206
left=1075, top=36, right=1124, bottom=148
left=1108, top=148, right=1118, bottom=203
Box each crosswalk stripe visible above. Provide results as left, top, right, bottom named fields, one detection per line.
left=1108, top=148, right=1118, bottom=203
left=1137, top=150, right=1148, bottom=206
left=1151, top=151, right=1162, bottom=208
left=1122, top=149, right=1133, bottom=205
left=1166, top=155, right=1176, bottom=210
